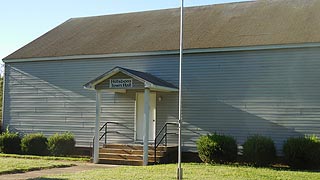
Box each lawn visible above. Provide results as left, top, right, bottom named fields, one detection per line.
left=0, top=153, right=90, bottom=162
left=33, top=163, right=320, bottom=180
left=0, top=157, right=75, bottom=175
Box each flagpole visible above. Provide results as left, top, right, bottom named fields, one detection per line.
left=177, top=0, right=184, bottom=179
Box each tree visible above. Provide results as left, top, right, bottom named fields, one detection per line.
left=0, top=77, right=2, bottom=132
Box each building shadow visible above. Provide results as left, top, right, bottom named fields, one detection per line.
left=180, top=98, right=303, bottom=154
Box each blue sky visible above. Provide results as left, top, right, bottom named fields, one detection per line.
left=0, top=0, right=248, bottom=61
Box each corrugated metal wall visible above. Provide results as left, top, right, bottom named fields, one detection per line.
left=181, top=47, right=320, bottom=152
left=4, top=46, right=320, bottom=153
left=3, top=56, right=179, bottom=147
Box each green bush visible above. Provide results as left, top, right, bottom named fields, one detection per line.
left=283, top=135, right=320, bottom=169
left=21, top=133, right=48, bottom=155
left=48, top=132, right=75, bottom=156
left=197, top=133, right=238, bottom=164
left=243, top=135, right=276, bottom=166
left=0, top=129, right=21, bottom=154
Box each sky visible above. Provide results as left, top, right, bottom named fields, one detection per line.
left=0, top=0, right=248, bottom=63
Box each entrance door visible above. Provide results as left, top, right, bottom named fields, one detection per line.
left=136, top=92, right=156, bottom=141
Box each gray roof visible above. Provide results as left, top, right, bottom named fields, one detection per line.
left=5, top=0, right=320, bottom=60
left=84, top=66, right=178, bottom=91
left=119, top=67, right=178, bottom=89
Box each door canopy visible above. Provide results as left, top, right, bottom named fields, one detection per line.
left=84, top=66, right=178, bottom=92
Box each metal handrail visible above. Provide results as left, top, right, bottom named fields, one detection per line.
left=92, top=121, right=134, bottom=149
left=92, top=121, right=178, bottom=164
left=154, top=122, right=178, bottom=164
left=99, top=121, right=134, bottom=145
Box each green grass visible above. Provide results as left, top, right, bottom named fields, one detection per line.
left=0, top=157, right=75, bottom=175
left=33, top=163, right=320, bottom=180
left=0, top=153, right=90, bottom=162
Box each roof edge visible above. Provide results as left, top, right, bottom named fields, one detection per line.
left=4, top=42, right=320, bottom=63
left=71, top=0, right=254, bottom=20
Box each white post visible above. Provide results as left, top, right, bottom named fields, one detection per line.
left=143, top=88, right=150, bottom=166
left=178, top=0, right=184, bottom=179
left=93, top=90, right=101, bottom=164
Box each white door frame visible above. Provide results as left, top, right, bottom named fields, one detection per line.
left=134, top=92, right=156, bottom=142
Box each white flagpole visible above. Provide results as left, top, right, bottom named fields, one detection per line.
left=177, top=0, right=184, bottom=179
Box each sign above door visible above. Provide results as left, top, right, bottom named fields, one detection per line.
left=84, top=66, right=178, bottom=92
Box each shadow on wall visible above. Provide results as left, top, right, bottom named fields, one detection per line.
left=5, top=57, right=179, bottom=102
left=4, top=63, right=315, bottom=152
left=6, top=66, right=138, bottom=142
left=4, top=65, right=96, bottom=147
left=98, top=91, right=136, bottom=144
left=181, top=99, right=303, bottom=154
left=6, top=65, right=94, bottom=102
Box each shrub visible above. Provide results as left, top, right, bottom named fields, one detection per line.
left=0, top=129, right=21, bottom=154
left=48, top=132, right=75, bottom=156
left=283, top=135, right=320, bottom=169
left=197, top=133, right=237, bottom=164
left=21, top=133, right=48, bottom=155
left=242, top=135, right=276, bottom=166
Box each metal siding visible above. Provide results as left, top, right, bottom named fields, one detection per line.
left=3, top=56, right=179, bottom=148
left=3, top=47, right=320, bottom=154
left=181, top=48, right=320, bottom=152
left=99, top=91, right=136, bottom=143
left=156, top=92, right=179, bottom=145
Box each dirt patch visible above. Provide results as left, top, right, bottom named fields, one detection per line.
left=0, top=162, right=118, bottom=180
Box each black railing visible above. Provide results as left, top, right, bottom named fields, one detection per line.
left=92, top=121, right=133, bottom=150
left=99, top=121, right=134, bottom=145
left=154, top=122, right=178, bottom=163
left=91, top=121, right=178, bottom=163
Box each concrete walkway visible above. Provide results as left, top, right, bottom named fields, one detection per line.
left=0, top=162, right=118, bottom=180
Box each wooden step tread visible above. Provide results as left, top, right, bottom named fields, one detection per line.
left=99, top=158, right=157, bottom=166
left=99, top=158, right=156, bottom=163
left=104, top=143, right=176, bottom=146
left=99, top=154, right=161, bottom=161
left=103, top=144, right=177, bottom=151
left=100, top=148, right=165, bottom=152
left=99, top=149, right=165, bottom=155
left=99, top=153, right=163, bottom=158
left=97, top=144, right=178, bottom=165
